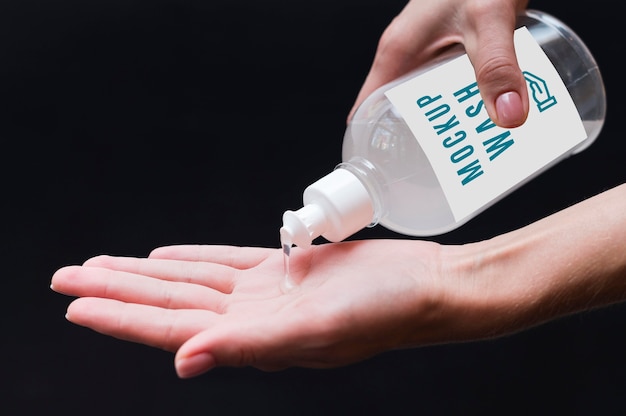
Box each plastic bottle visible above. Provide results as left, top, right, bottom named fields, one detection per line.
left=281, top=10, right=606, bottom=249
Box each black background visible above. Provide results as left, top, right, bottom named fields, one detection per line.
left=3, top=1, right=625, bottom=414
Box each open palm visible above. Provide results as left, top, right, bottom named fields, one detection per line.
left=52, top=240, right=445, bottom=376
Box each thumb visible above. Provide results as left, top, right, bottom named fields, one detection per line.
left=173, top=321, right=297, bottom=378
left=462, top=7, right=529, bottom=128
left=173, top=326, right=255, bottom=378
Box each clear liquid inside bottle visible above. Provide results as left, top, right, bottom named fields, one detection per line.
left=344, top=107, right=456, bottom=235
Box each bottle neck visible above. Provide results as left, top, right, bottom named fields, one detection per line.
left=282, top=166, right=376, bottom=247
left=336, top=157, right=386, bottom=228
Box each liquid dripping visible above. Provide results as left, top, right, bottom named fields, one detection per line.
left=280, top=227, right=295, bottom=292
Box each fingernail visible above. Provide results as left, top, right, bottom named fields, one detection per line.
left=176, top=353, right=215, bottom=379
left=495, top=91, right=524, bottom=127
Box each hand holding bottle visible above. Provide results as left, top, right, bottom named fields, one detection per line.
left=349, top=0, right=530, bottom=127
left=291, top=9, right=605, bottom=246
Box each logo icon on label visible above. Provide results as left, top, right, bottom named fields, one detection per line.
left=523, top=70, right=557, bottom=112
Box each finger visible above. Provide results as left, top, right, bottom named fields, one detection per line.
left=173, top=320, right=296, bottom=377
left=461, top=0, right=529, bottom=127
left=66, top=297, right=216, bottom=352
left=52, top=265, right=228, bottom=311
left=173, top=310, right=346, bottom=377
left=83, top=255, right=238, bottom=294
left=148, top=245, right=274, bottom=269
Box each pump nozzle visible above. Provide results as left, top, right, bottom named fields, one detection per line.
left=281, top=168, right=374, bottom=248
left=281, top=204, right=327, bottom=249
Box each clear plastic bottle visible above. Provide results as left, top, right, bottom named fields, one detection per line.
left=281, top=10, right=606, bottom=248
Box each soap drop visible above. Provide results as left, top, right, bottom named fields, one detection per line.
left=280, top=227, right=295, bottom=291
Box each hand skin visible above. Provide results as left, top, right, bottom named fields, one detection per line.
left=349, top=0, right=530, bottom=128
left=51, top=184, right=626, bottom=378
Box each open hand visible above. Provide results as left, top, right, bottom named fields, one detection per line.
left=52, top=240, right=453, bottom=377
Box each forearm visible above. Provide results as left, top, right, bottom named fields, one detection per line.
left=438, top=184, right=626, bottom=341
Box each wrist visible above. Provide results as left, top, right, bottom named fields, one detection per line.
left=442, top=184, right=626, bottom=341
left=431, top=239, right=541, bottom=341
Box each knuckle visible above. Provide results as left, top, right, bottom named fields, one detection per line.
left=374, top=18, right=418, bottom=66
left=475, top=54, right=521, bottom=91
left=464, top=0, right=510, bottom=17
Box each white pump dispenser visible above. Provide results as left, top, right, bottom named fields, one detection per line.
left=281, top=169, right=374, bottom=248
left=281, top=10, right=606, bottom=248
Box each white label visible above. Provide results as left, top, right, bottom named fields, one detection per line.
left=384, top=27, right=586, bottom=222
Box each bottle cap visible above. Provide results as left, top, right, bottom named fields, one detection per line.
left=281, top=168, right=374, bottom=248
